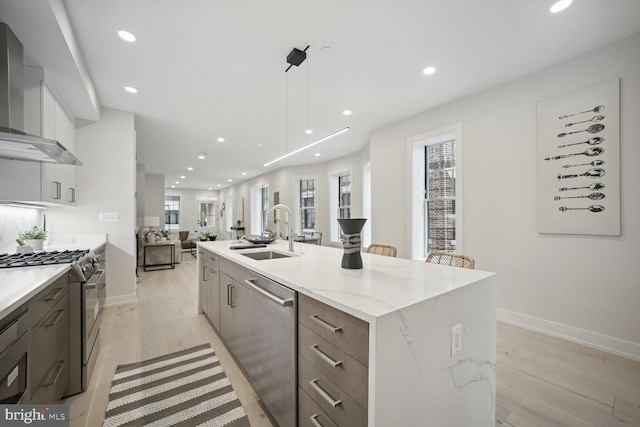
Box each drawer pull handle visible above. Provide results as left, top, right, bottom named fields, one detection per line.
left=41, top=360, right=65, bottom=387
left=41, top=310, right=64, bottom=328
left=310, top=379, right=342, bottom=407
left=311, top=344, right=342, bottom=368
left=310, top=314, right=342, bottom=333
left=310, top=414, right=323, bottom=427
left=45, top=287, right=64, bottom=302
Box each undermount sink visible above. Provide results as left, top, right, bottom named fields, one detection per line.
left=240, top=251, right=294, bottom=260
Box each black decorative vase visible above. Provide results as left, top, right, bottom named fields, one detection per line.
left=338, top=218, right=367, bottom=269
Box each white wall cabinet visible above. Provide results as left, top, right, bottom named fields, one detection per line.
left=0, top=75, right=78, bottom=206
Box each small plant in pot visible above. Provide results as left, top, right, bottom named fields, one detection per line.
left=199, top=231, right=210, bottom=241
left=18, top=226, right=47, bottom=251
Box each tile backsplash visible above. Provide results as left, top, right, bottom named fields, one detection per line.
left=0, top=206, right=43, bottom=254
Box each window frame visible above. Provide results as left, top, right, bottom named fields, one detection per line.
left=294, top=175, right=318, bottom=234
left=408, top=123, right=463, bottom=260
left=164, top=195, right=180, bottom=231
left=250, top=184, right=269, bottom=235
left=329, top=170, right=353, bottom=243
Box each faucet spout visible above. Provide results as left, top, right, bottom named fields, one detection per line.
left=268, top=204, right=296, bottom=251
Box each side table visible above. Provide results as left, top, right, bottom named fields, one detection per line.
left=143, top=241, right=176, bottom=271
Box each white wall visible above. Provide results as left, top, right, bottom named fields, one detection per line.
left=144, top=174, right=165, bottom=227
left=164, top=188, right=219, bottom=234
left=136, top=163, right=146, bottom=229
left=217, top=147, right=370, bottom=245
left=46, top=107, right=137, bottom=306
left=370, top=34, right=640, bottom=359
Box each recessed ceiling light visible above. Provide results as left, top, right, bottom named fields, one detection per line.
left=343, top=110, right=352, bottom=116
left=175, top=181, right=180, bottom=184
left=198, top=153, right=206, bottom=160
left=187, top=167, right=193, bottom=171
left=227, top=179, right=233, bottom=182
left=171, top=185, right=175, bottom=188
left=217, top=184, right=221, bottom=187
left=314, top=153, right=321, bottom=157
left=423, top=66, right=436, bottom=75
left=117, top=30, right=136, bottom=42
left=257, top=143, right=263, bottom=147
left=217, top=137, right=225, bottom=142
left=306, top=129, right=313, bottom=134
left=242, top=172, right=247, bottom=176
left=208, top=187, right=212, bottom=190
left=180, top=175, right=185, bottom=179
left=124, top=86, right=138, bottom=93
left=550, top=0, right=572, bottom=13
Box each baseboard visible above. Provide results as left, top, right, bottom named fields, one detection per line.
left=105, top=293, right=138, bottom=308
left=498, top=308, right=640, bottom=361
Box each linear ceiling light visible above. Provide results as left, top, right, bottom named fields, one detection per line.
left=264, top=127, right=350, bottom=167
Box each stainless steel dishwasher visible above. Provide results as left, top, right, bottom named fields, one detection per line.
left=243, top=272, right=296, bottom=427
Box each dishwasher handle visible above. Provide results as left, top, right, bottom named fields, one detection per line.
left=244, top=278, right=294, bottom=307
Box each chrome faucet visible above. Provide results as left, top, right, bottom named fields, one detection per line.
left=268, top=204, right=296, bottom=252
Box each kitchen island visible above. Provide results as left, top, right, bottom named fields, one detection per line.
left=198, top=240, right=496, bottom=427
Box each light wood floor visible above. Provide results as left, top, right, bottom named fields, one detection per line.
left=64, top=255, right=640, bottom=427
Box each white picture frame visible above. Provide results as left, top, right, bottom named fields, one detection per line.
left=537, top=78, right=620, bottom=236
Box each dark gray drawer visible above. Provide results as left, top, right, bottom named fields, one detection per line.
left=299, top=293, right=369, bottom=366
left=299, top=356, right=367, bottom=427
left=220, top=257, right=251, bottom=283
left=30, top=294, right=68, bottom=393
left=28, top=275, right=68, bottom=326
left=207, top=252, right=220, bottom=269
left=29, top=344, right=68, bottom=404
left=299, top=387, right=339, bottom=427
left=299, top=324, right=368, bottom=409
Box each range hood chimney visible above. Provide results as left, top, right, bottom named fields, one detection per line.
left=0, top=22, right=82, bottom=166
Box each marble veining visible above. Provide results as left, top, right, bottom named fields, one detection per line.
left=394, top=309, right=422, bottom=375
left=199, top=240, right=495, bottom=322
left=445, top=356, right=496, bottom=426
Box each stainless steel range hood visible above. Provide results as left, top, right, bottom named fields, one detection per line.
left=0, top=22, right=82, bottom=166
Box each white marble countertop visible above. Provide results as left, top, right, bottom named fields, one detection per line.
left=0, top=234, right=107, bottom=320
left=198, top=240, right=495, bottom=322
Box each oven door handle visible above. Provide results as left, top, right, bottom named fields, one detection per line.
left=85, top=270, right=106, bottom=290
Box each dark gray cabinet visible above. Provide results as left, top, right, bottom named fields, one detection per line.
left=206, top=252, right=220, bottom=330
left=26, top=274, right=70, bottom=403
left=197, top=249, right=209, bottom=315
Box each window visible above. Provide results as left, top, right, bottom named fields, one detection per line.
left=299, top=178, right=316, bottom=232
left=410, top=124, right=462, bottom=260
left=164, top=195, right=180, bottom=231
left=196, top=197, right=217, bottom=229
left=338, top=174, right=352, bottom=219
left=251, top=185, right=269, bottom=235
left=330, top=172, right=352, bottom=242
left=425, top=140, right=456, bottom=252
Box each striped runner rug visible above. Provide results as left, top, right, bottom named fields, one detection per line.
left=103, top=343, right=250, bottom=427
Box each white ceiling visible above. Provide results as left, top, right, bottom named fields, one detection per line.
left=1, top=0, right=639, bottom=190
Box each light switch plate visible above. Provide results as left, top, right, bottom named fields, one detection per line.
left=100, top=212, right=120, bottom=222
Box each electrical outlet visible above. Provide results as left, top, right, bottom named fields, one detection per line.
left=451, top=323, right=462, bottom=356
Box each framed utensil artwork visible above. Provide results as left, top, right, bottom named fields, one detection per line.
left=537, top=78, right=620, bottom=236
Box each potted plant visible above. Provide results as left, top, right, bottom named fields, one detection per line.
left=18, top=226, right=47, bottom=250
left=199, top=231, right=210, bottom=241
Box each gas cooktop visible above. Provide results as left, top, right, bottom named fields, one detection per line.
left=0, top=249, right=89, bottom=269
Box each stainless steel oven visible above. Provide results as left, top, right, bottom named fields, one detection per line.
left=0, top=304, right=30, bottom=404
left=65, top=252, right=104, bottom=396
